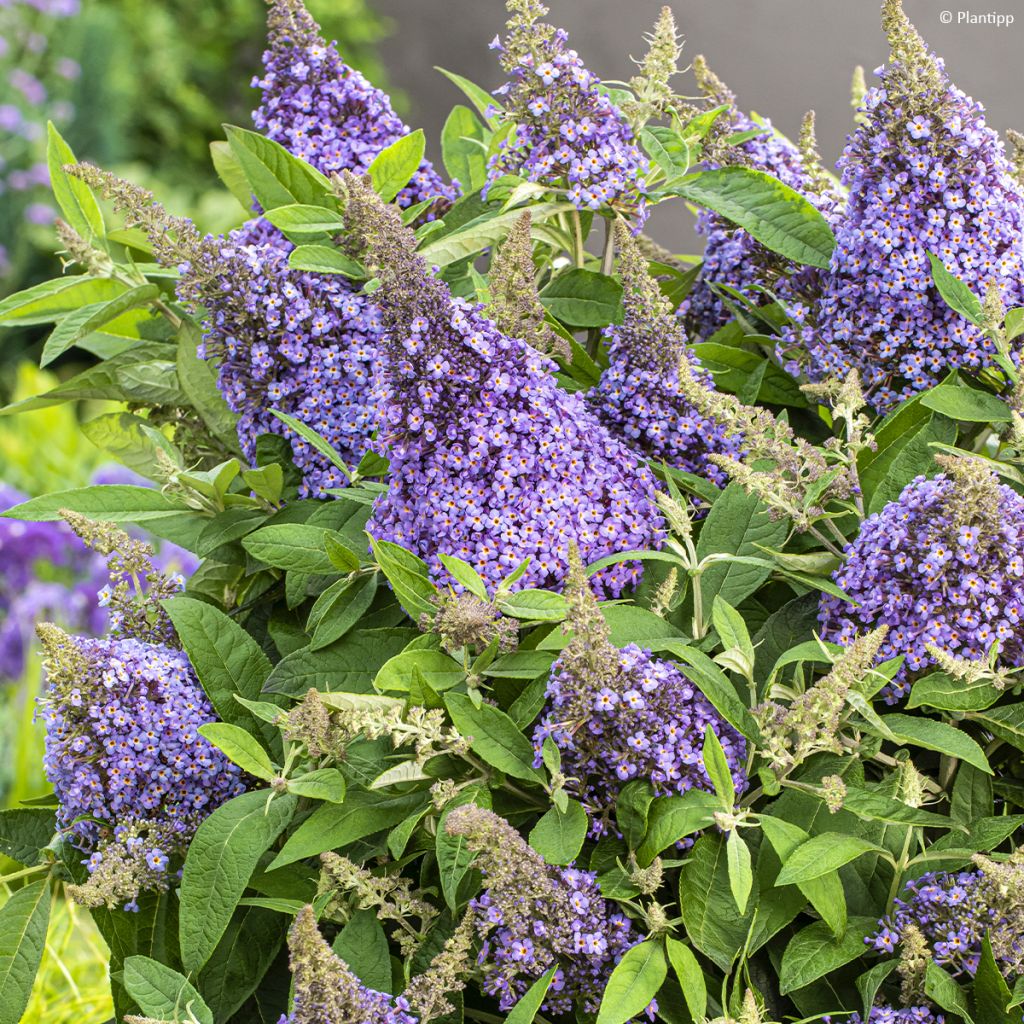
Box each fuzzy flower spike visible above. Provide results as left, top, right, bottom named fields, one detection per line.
left=444, top=804, right=647, bottom=1016
left=255, top=0, right=457, bottom=216
left=338, top=172, right=664, bottom=595
left=592, top=222, right=742, bottom=490
left=682, top=57, right=841, bottom=338
left=820, top=456, right=1024, bottom=701
left=487, top=0, right=649, bottom=218
left=783, top=0, right=1024, bottom=413
left=533, top=546, right=747, bottom=834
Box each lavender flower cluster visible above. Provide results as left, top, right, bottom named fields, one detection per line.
left=592, top=225, right=741, bottom=491
left=534, top=643, right=747, bottom=831
left=870, top=869, right=995, bottom=978
left=191, top=220, right=384, bottom=497
left=39, top=632, right=246, bottom=902
left=253, top=0, right=456, bottom=216
left=842, top=1008, right=944, bottom=1024
left=487, top=0, right=647, bottom=217
left=445, top=804, right=647, bottom=1018
left=340, top=173, right=665, bottom=595
left=783, top=1, right=1024, bottom=412
left=820, top=470, right=1024, bottom=700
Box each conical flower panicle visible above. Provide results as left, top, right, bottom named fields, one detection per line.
left=820, top=462, right=1024, bottom=701
left=592, top=223, right=742, bottom=490
left=783, top=0, right=1024, bottom=412
left=66, top=163, right=382, bottom=498
left=281, top=905, right=418, bottom=1024
left=444, top=804, right=646, bottom=1017
left=533, top=548, right=747, bottom=835
left=38, top=626, right=246, bottom=908
left=487, top=0, right=648, bottom=218
left=256, top=0, right=457, bottom=217
left=339, top=172, right=664, bottom=596
left=682, top=56, right=840, bottom=338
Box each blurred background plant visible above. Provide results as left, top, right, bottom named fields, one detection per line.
left=0, top=0, right=392, bottom=387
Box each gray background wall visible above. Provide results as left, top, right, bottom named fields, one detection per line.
left=372, top=0, right=1022, bottom=248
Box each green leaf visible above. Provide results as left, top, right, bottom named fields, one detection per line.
left=262, top=203, right=345, bottom=238
left=176, top=321, right=241, bottom=455
left=287, top=768, right=347, bottom=803
left=123, top=956, right=213, bottom=1024
left=857, top=961, right=899, bottom=1021
left=637, top=789, right=719, bottom=866
left=0, top=276, right=127, bottom=326
left=878, top=714, right=991, bottom=774
left=776, top=833, right=884, bottom=885
left=40, top=285, right=161, bottom=366
left=1, top=484, right=189, bottom=524
left=778, top=917, right=875, bottom=994
left=596, top=939, right=667, bottom=1024
left=198, top=723, right=275, bottom=781
left=840, top=786, right=959, bottom=829
left=164, top=597, right=272, bottom=734
left=438, top=554, right=488, bottom=599
left=703, top=726, right=737, bottom=809
left=47, top=122, right=104, bottom=241
left=310, top=574, right=378, bottom=651
left=333, top=910, right=391, bottom=993
left=925, top=961, right=975, bottom=1024
left=369, top=130, right=426, bottom=203
left=225, top=125, right=332, bottom=211
left=695, top=483, right=788, bottom=608
left=974, top=936, right=1013, bottom=1024
left=270, top=790, right=426, bottom=869
left=868, top=413, right=956, bottom=515
left=437, top=789, right=489, bottom=911
left=726, top=830, right=753, bottom=914
left=496, top=588, right=568, bottom=622
left=540, top=269, right=624, bottom=328
left=435, top=67, right=502, bottom=126
left=676, top=166, right=836, bottom=268
left=0, top=809, right=56, bottom=866
left=242, top=524, right=342, bottom=574
left=505, top=967, right=558, bottom=1024
left=928, top=253, right=983, bottom=325
left=375, top=649, right=465, bottom=693
left=529, top=798, right=588, bottom=866
left=0, top=879, right=51, bottom=1024
left=968, top=704, right=1024, bottom=752
left=287, top=244, right=365, bottom=277
left=908, top=672, right=1002, bottom=712
left=665, top=937, right=707, bottom=1022
left=920, top=385, right=1010, bottom=424
left=210, top=139, right=254, bottom=211
left=442, top=105, right=487, bottom=192
left=178, top=790, right=297, bottom=974
left=371, top=537, right=439, bottom=622
left=445, top=692, right=544, bottom=783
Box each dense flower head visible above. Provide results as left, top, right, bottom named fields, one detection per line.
left=38, top=629, right=246, bottom=901
left=193, top=217, right=384, bottom=497
left=340, top=172, right=665, bottom=595
left=592, top=223, right=741, bottom=491
left=682, top=59, right=837, bottom=339
left=533, top=550, right=746, bottom=832
left=445, top=804, right=648, bottom=1017
left=279, top=905, right=418, bottom=1024
left=254, top=0, right=457, bottom=216
left=869, top=854, right=1024, bottom=983
left=820, top=463, right=1024, bottom=701
left=487, top=0, right=648, bottom=217
left=781, top=0, right=1024, bottom=412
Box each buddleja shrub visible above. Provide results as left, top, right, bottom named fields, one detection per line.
left=1, top=0, right=1023, bottom=1023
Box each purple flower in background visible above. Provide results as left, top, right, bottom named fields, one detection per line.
left=592, top=223, right=741, bottom=493
left=445, top=804, right=649, bottom=1017
left=38, top=630, right=246, bottom=902
left=487, top=0, right=648, bottom=218
left=839, top=1008, right=944, bottom=1024
left=820, top=463, right=1024, bottom=701
left=681, top=59, right=838, bottom=340
left=341, top=174, right=664, bottom=596
left=253, top=0, right=457, bottom=217
left=24, top=201, right=55, bottom=225
left=782, top=0, right=1024, bottom=413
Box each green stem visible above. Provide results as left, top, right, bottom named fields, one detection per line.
left=571, top=210, right=585, bottom=269
left=0, top=863, right=48, bottom=888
